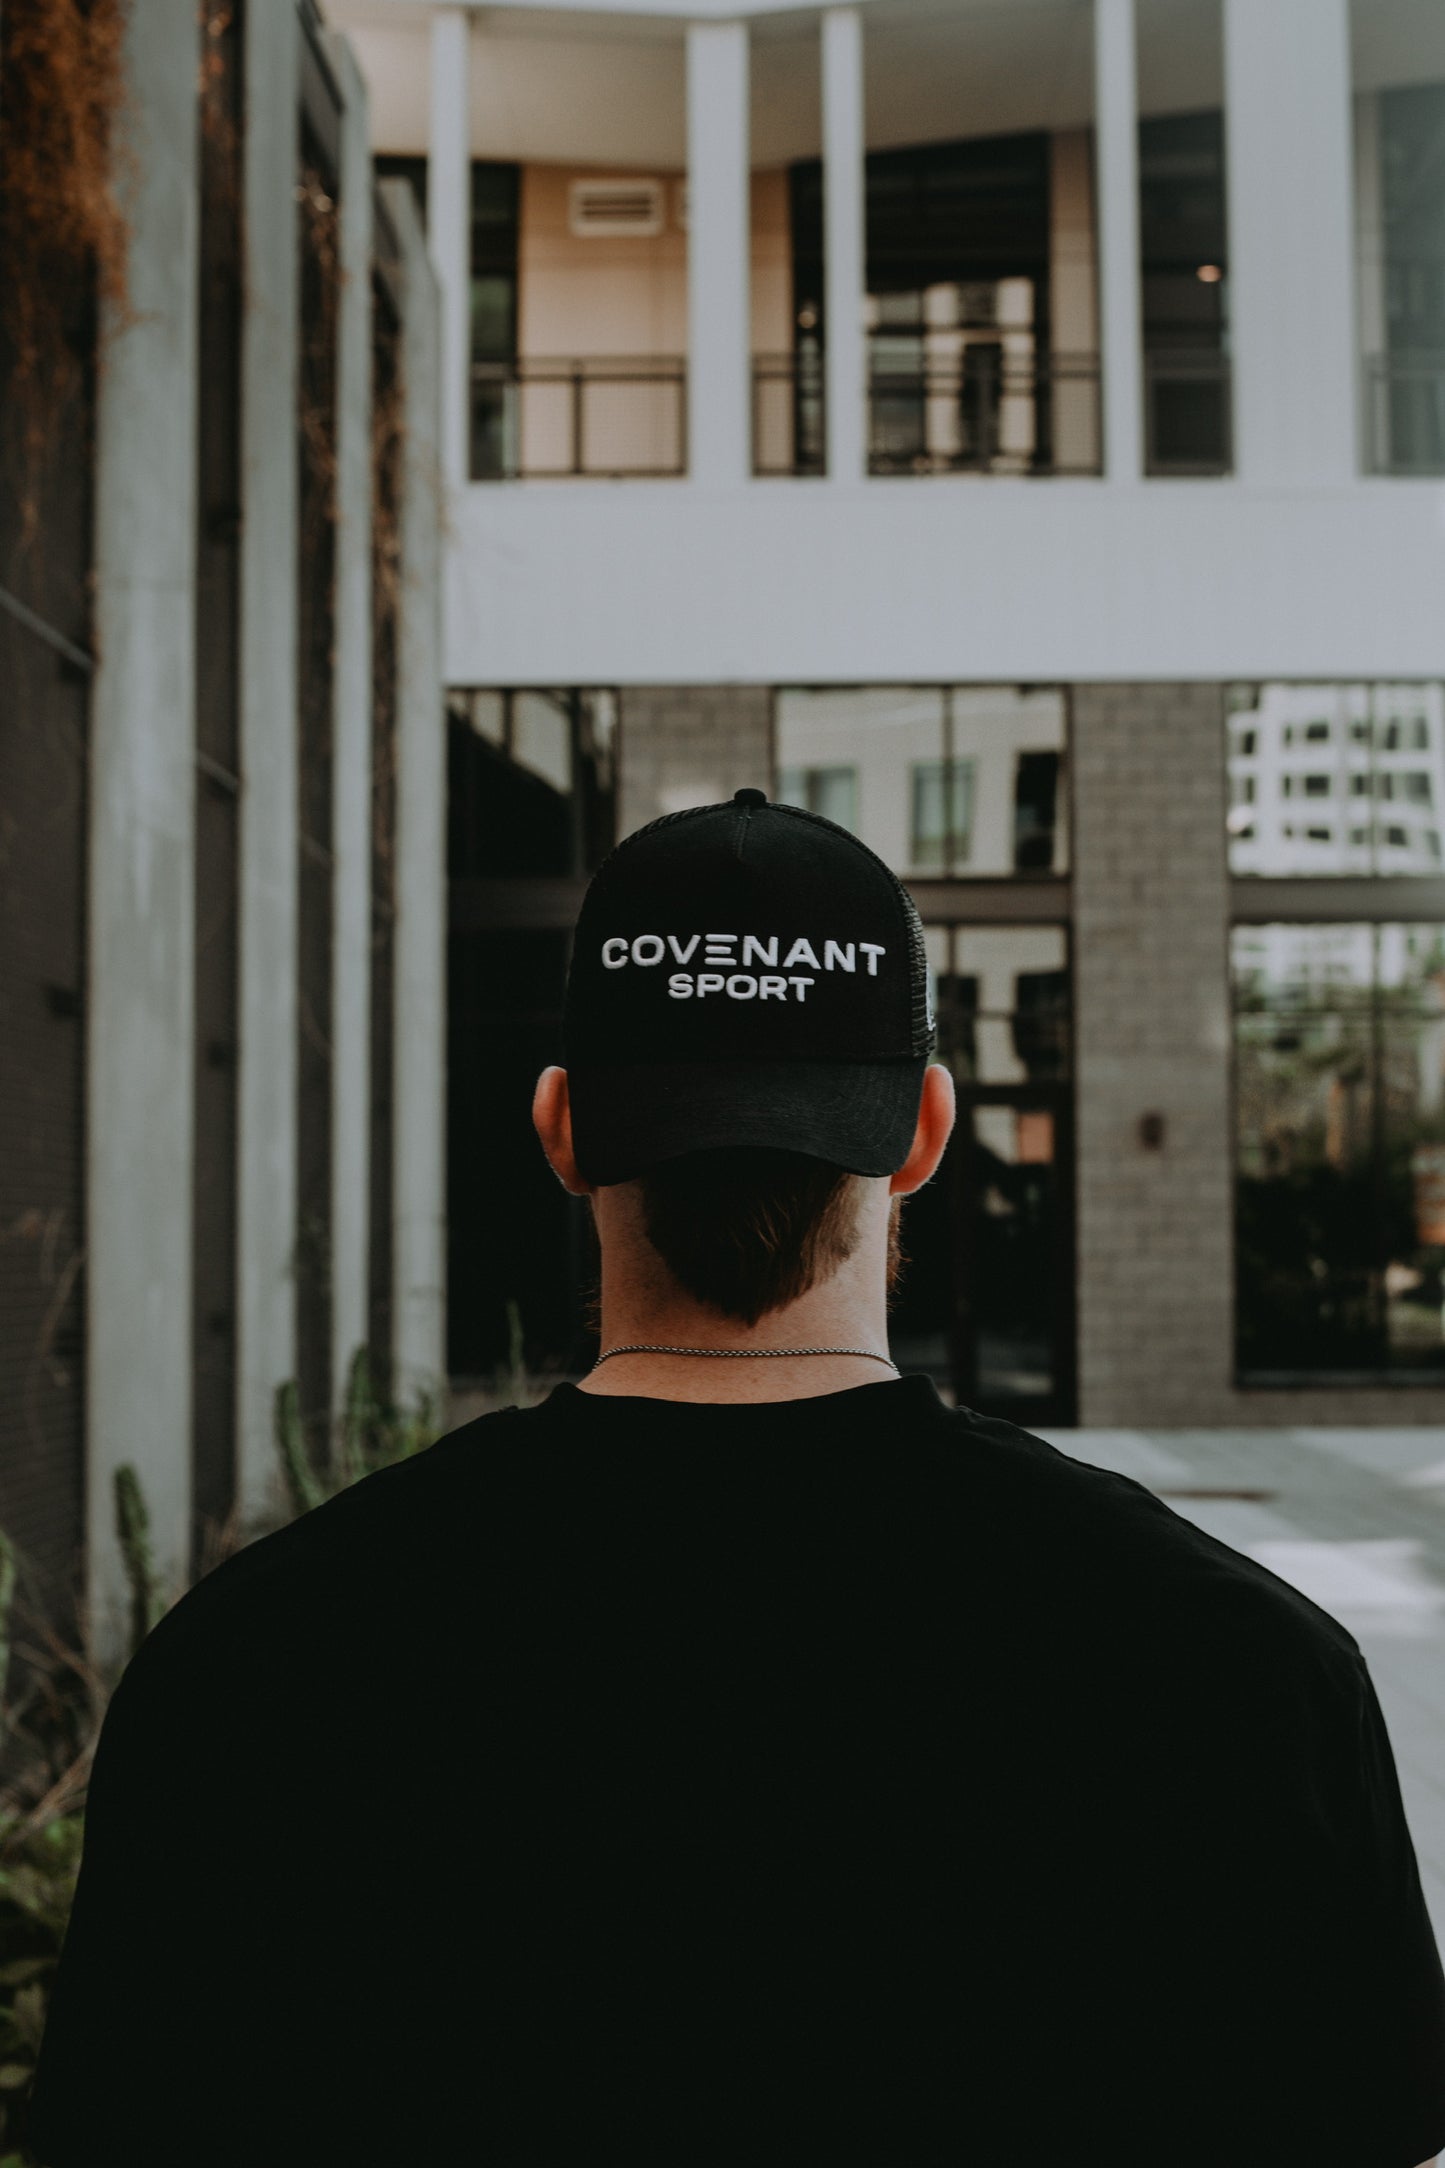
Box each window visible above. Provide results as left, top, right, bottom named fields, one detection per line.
left=911, top=760, right=976, bottom=870
left=1233, top=924, right=1445, bottom=1379
left=1137, top=84, right=1231, bottom=477
left=776, top=763, right=858, bottom=831
left=1353, top=2, right=1445, bottom=475
left=467, top=163, right=521, bottom=480
left=774, top=685, right=1069, bottom=877
left=924, top=923, right=1070, bottom=1086
left=1013, top=750, right=1061, bottom=871
left=1226, top=683, right=1445, bottom=876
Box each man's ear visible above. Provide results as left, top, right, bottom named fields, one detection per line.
left=532, top=1066, right=593, bottom=1197
left=888, top=1062, right=956, bottom=1197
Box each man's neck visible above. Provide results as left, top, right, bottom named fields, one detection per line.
left=576, top=1261, right=896, bottom=1403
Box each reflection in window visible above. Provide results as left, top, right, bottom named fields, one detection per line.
left=776, top=763, right=857, bottom=831
left=447, top=688, right=617, bottom=879
left=1233, top=923, right=1445, bottom=1378
left=1226, top=682, right=1445, bottom=875
left=776, top=685, right=1068, bottom=877
left=925, top=924, right=1070, bottom=1085
left=911, top=759, right=975, bottom=869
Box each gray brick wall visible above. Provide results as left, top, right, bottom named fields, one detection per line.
left=618, top=686, right=774, bottom=839
left=1072, top=683, right=1235, bottom=1424
left=1072, top=682, right=1445, bottom=1427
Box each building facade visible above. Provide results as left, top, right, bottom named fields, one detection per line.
left=330, top=0, right=1445, bottom=1428
left=0, top=0, right=446, bottom=1676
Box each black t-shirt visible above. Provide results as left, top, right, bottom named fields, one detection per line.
left=23, top=1376, right=1445, bottom=2166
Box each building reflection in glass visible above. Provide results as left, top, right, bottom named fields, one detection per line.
left=1226, top=681, right=1445, bottom=877
left=777, top=683, right=1068, bottom=877
left=1233, top=921, right=1445, bottom=1376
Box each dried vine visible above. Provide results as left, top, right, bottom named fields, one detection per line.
left=0, top=0, right=133, bottom=546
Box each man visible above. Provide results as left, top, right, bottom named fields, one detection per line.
left=25, top=789, right=1445, bottom=2165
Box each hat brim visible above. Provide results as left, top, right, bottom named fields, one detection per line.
left=567, top=1057, right=929, bottom=1186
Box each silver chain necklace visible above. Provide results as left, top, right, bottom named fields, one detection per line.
left=595, top=1343, right=899, bottom=1372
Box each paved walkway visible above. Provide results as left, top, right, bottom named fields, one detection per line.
left=1037, top=1423, right=1445, bottom=1956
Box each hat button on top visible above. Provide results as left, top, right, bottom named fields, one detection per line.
left=733, top=787, right=768, bottom=809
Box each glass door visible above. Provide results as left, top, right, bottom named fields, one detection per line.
left=889, top=923, right=1076, bottom=1425
left=953, top=1088, right=1074, bottom=1425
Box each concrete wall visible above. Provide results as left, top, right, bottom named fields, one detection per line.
left=519, top=163, right=791, bottom=357
left=382, top=178, right=449, bottom=1412
left=446, top=477, right=1445, bottom=688
left=235, top=0, right=300, bottom=1525
left=86, top=0, right=201, bottom=1655
left=618, top=686, right=775, bottom=838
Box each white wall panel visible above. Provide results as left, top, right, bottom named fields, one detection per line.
left=445, top=480, right=1445, bottom=686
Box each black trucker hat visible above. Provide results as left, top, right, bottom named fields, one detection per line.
left=562, top=787, right=935, bottom=1185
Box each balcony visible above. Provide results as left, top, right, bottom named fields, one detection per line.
left=866, top=351, right=1101, bottom=479
left=471, top=358, right=686, bottom=480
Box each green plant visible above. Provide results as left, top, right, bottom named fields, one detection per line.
left=276, top=1345, right=442, bottom=1514
left=112, top=1464, right=167, bottom=1660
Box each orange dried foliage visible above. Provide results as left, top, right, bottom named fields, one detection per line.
left=0, top=0, right=133, bottom=542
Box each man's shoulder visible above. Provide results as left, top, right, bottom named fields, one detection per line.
left=121, top=1404, right=535, bottom=1692
left=952, top=1401, right=1365, bottom=1681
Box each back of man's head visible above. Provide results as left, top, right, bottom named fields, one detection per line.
left=554, top=789, right=935, bottom=1329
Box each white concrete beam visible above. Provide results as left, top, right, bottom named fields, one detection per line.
left=87, top=0, right=201, bottom=1660
left=323, top=30, right=374, bottom=1432
left=686, top=19, right=751, bottom=488
left=1224, top=0, right=1357, bottom=485
left=1094, top=0, right=1143, bottom=483
left=429, top=6, right=471, bottom=490
left=237, top=0, right=300, bottom=1522
left=380, top=178, right=447, bottom=1415
left=822, top=5, right=866, bottom=485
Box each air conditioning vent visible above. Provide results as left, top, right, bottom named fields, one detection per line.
left=568, top=178, right=665, bottom=238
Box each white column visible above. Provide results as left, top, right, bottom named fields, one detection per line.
left=87, top=0, right=201, bottom=1661
left=822, top=4, right=866, bottom=484
left=1354, top=91, right=1386, bottom=471
left=237, top=0, right=299, bottom=1522
left=323, top=30, right=373, bottom=1432
left=1094, top=0, right=1143, bottom=482
left=379, top=178, right=448, bottom=1415
left=686, top=20, right=751, bottom=487
left=1223, top=0, right=1356, bottom=485
left=429, top=7, right=471, bottom=490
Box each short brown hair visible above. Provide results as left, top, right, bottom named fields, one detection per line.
left=638, top=1147, right=882, bottom=1327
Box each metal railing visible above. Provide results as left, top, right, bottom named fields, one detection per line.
left=468, top=347, right=1244, bottom=482
left=1142, top=349, right=1232, bottom=476
left=470, top=357, right=686, bottom=479
left=1364, top=352, right=1445, bottom=476
left=752, top=350, right=826, bottom=476
left=866, top=350, right=1102, bottom=477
